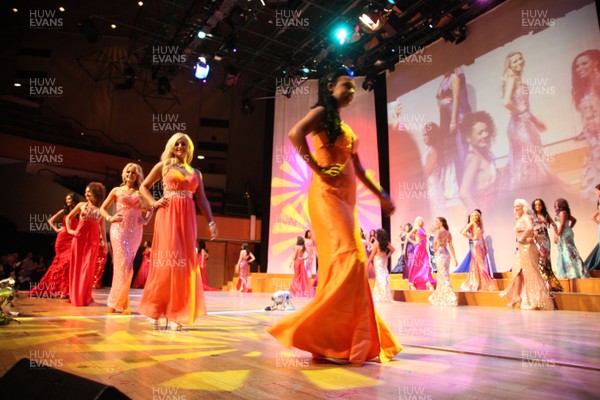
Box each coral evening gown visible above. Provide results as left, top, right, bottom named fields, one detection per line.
left=138, top=168, right=206, bottom=324
left=267, top=123, right=402, bottom=365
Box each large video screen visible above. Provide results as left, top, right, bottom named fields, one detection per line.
left=386, top=0, right=599, bottom=271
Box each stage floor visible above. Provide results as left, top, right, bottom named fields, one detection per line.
left=1, top=289, right=599, bottom=399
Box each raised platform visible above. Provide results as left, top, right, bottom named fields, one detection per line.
left=237, top=272, right=600, bottom=312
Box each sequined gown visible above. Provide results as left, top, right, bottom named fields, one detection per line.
left=408, top=229, right=437, bottom=290
left=459, top=228, right=497, bottom=291
left=501, top=81, right=554, bottom=190
left=290, top=253, right=314, bottom=298
left=107, top=189, right=144, bottom=311
left=372, top=251, right=393, bottom=302
left=500, top=216, right=554, bottom=310
left=267, top=123, right=402, bottom=365
left=532, top=214, right=563, bottom=292
left=555, top=215, right=586, bottom=279
left=69, top=203, right=102, bottom=306
left=30, top=214, right=78, bottom=298
left=429, top=230, right=458, bottom=306
left=132, top=248, right=151, bottom=288
left=236, top=255, right=252, bottom=292
left=139, top=168, right=206, bottom=325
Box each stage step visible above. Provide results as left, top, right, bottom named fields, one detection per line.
left=392, top=289, right=600, bottom=312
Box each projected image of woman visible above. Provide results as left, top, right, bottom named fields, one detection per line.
left=501, top=51, right=554, bottom=191
left=436, top=68, right=471, bottom=191
left=422, top=122, right=446, bottom=218
left=458, top=112, right=497, bottom=213
left=572, top=50, right=600, bottom=200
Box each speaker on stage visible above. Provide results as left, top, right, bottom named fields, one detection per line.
left=0, top=358, right=129, bottom=399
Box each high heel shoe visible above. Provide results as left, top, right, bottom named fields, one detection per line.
left=426, top=282, right=434, bottom=290
left=108, top=307, right=116, bottom=313
left=507, top=298, right=521, bottom=308
left=122, top=308, right=131, bottom=315
left=168, top=321, right=183, bottom=331
left=408, top=283, right=416, bottom=291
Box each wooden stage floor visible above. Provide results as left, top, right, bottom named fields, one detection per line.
left=1, top=289, right=599, bottom=399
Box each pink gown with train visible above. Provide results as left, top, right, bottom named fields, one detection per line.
left=408, top=229, right=437, bottom=290
left=138, top=168, right=206, bottom=324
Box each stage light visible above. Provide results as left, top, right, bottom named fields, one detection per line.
left=138, top=1, right=144, bottom=6
left=14, top=83, right=21, bottom=87
left=158, top=77, right=171, bottom=95
left=12, top=8, right=18, bottom=12
left=197, top=30, right=207, bottom=39
left=334, top=26, right=349, bottom=45
left=110, top=24, right=117, bottom=29
left=195, top=57, right=210, bottom=80
left=59, top=7, right=65, bottom=12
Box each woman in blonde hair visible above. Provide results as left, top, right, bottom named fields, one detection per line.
left=100, top=163, right=153, bottom=314
left=500, top=199, right=553, bottom=310
left=138, top=133, right=218, bottom=330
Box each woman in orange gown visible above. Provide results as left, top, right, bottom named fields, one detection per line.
left=138, top=133, right=218, bottom=330
left=267, top=68, right=402, bottom=365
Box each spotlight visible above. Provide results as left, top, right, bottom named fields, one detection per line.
left=197, top=30, right=207, bottom=39
left=157, top=77, right=171, bottom=95
left=333, top=25, right=350, bottom=45
left=195, top=57, right=210, bottom=80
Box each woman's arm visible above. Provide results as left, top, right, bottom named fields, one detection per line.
left=99, top=187, right=120, bottom=223
left=65, top=202, right=84, bottom=235
left=193, top=169, right=218, bottom=240
left=447, top=233, right=458, bottom=265
left=517, top=216, right=533, bottom=243
left=139, top=162, right=164, bottom=210
left=288, top=107, right=327, bottom=174
left=461, top=223, right=474, bottom=240
left=458, top=154, right=480, bottom=211
left=247, top=251, right=256, bottom=264
left=554, top=211, right=567, bottom=244
left=367, top=240, right=377, bottom=264
left=387, top=242, right=396, bottom=259
left=547, top=214, right=558, bottom=234
left=569, top=215, right=577, bottom=229
left=353, top=153, right=394, bottom=216
left=47, top=209, right=64, bottom=233
left=593, top=209, right=600, bottom=224
left=502, top=76, right=521, bottom=114
left=449, top=73, right=460, bottom=133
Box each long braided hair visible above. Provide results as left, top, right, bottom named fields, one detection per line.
left=311, top=67, right=353, bottom=144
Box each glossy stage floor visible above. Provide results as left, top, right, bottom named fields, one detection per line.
left=1, top=289, right=599, bottom=399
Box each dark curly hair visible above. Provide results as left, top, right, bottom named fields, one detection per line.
left=87, top=182, right=106, bottom=207
left=376, top=229, right=390, bottom=253
left=312, top=67, right=353, bottom=144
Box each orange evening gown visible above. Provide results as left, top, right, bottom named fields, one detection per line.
left=267, top=123, right=402, bottom=365
left=138, top=168, right=206, bottom=325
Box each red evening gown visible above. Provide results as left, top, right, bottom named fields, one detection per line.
left=138, top=168, right=206, bottom=325
left=132, top=248, right=151, bottom=289
left=30, top=215, right=78, bottom=299
left=69, top=203, right=102, bottom=306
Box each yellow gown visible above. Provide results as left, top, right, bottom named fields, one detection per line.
left=267, top=123, right=402, bottom=365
